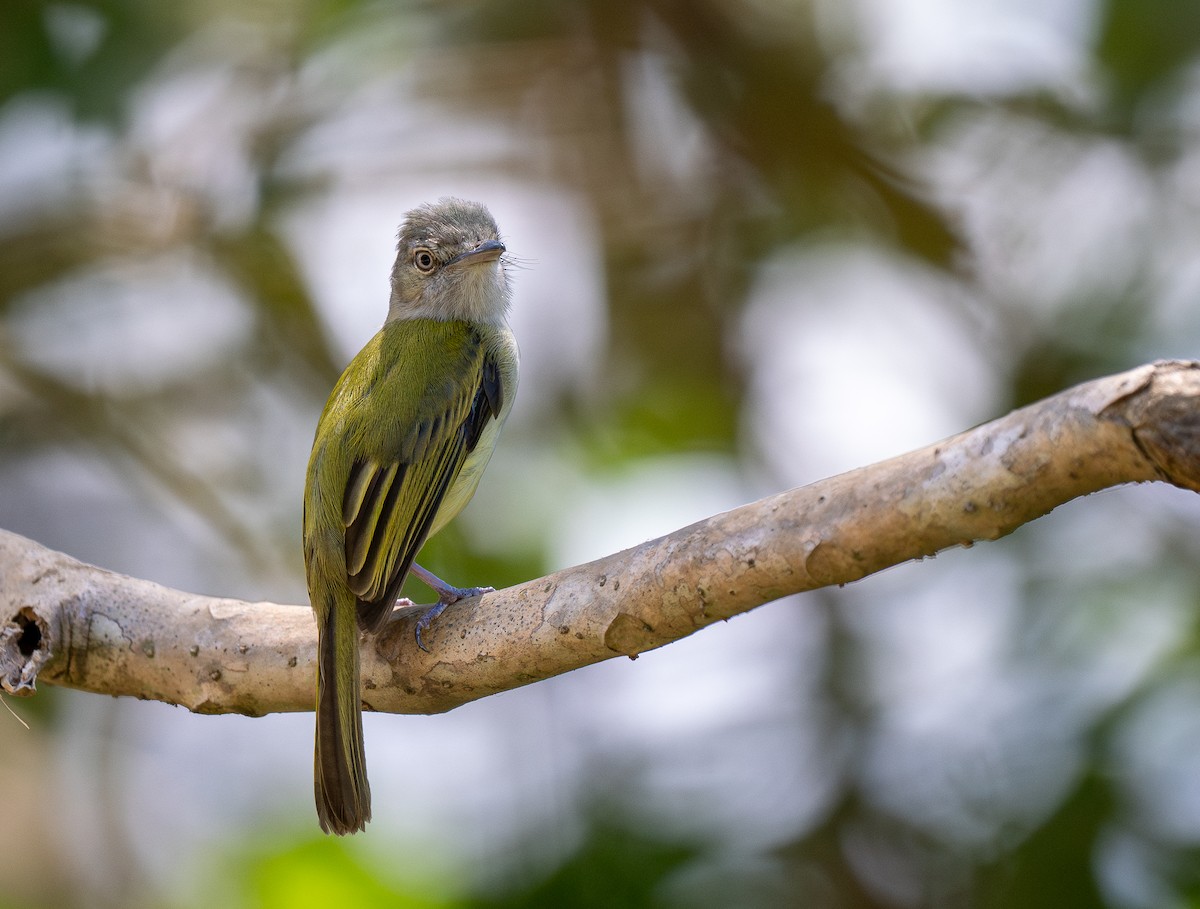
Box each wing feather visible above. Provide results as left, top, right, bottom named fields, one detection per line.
left=344, top=460, right=400, bottom=580
left=339, top=327, right=501, bottom=634
left=372, top=435, right=468, bottom=620
left=341, top=459, right=376, bottom=528
left=345, top=460, right=405, bottom=599
left=479, top=355, right=503, bottom=431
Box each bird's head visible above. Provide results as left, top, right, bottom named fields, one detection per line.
left=388, top=198, right=511, bottom=325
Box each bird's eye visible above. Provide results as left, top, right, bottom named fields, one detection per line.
left=413, top=249, right=436, bottom=273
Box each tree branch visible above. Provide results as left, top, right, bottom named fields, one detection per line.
left=4, top=360, right=1200, bottom=717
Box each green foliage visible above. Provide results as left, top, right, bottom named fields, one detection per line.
left=221, top=837, right=453, bottom=909
left=1095, top=0, right=1200, bottom=135
left=976, top=775, right=1112, bottom=909
left=473, top=823, right=699, bottom=909
left=204, top=819, right=701, bottom=909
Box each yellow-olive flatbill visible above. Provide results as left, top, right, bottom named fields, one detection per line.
left=303, top=199, right=519, bottom=835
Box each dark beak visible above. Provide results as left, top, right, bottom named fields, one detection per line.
left=448, top=239, right=506, bottom=268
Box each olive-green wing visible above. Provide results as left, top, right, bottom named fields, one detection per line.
left=341, top=338, right=504, bottom=633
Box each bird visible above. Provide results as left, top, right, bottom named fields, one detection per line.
left=302, top=198, right=519, bottom=835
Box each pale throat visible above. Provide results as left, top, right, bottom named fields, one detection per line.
left=388, top=263, right=511, bottom=325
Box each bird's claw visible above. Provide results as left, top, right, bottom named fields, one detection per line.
left=454, top=585, right=495, bottom=600
left=413, top=586, right=495, bottom=652
left=414, top=602, right=446, bottom=653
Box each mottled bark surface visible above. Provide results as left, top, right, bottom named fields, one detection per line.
left=4, top=360, right=1199, bottom=717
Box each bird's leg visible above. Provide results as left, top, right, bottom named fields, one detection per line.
left=409, top=562, right=494, bottom=652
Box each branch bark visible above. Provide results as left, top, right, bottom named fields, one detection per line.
left=4, top=360, right=1200, bottom=717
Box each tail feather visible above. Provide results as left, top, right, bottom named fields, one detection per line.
left=315, top=598, right=371, bottom=835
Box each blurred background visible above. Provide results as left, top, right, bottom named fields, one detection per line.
left=2, top=0, right=1200, bottom=906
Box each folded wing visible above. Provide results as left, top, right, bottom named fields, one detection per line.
left=340, top=336, right=504, bottom=633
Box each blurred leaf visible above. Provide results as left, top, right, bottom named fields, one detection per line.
left=976, top=774, right=1111, bottom=909
left=577, top=376, right=739, bottom=469
left=647, top=0, right=961, bottom=266
left=0, top=220, right=100, bottom=318
left=473, top=821, right=699, bottom=909
left=774, top=799, right=908, bottom=909
left=238, top=837, right=451, bottom=909
left=0, top=3, right=60, bottom=115
left=1008, top=289, right=1150, bottom=408
left=208, top=223, right=344, bottom=388
left=0, top=0, right=185, bottom=123
left=1095, top=0, right=1200, bottom=133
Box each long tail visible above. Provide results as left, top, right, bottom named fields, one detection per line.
left=314, top=596, right=370, bottom=834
